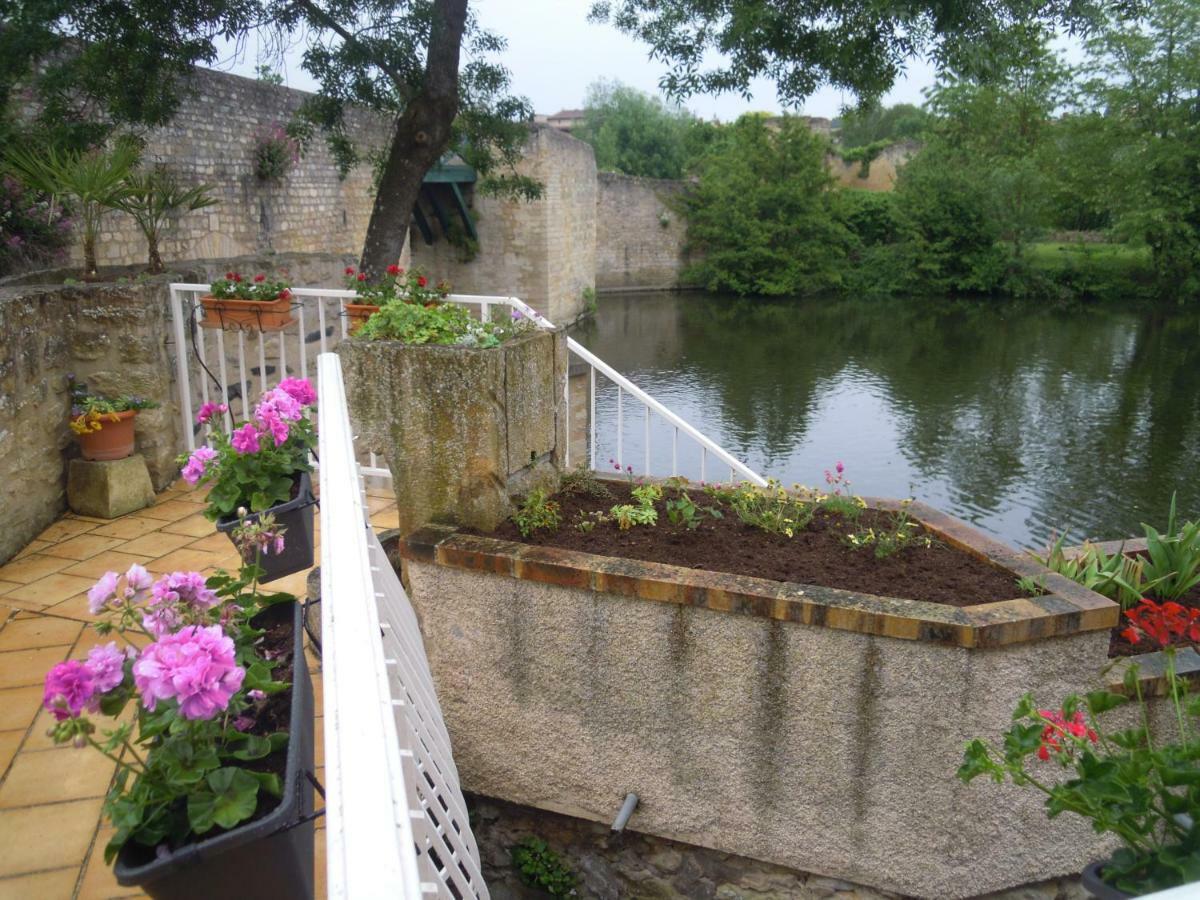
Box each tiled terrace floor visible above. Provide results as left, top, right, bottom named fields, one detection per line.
left=0, top=479, right=400, bottom=899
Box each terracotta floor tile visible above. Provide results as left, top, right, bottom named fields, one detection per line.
left=160, top=514, right=216, bottom=538
left=368, top=509, right=400, bottom=530
left=0, top=617, right=83, bottom=653
left=365, top=494, right=394, bottom=514
left=0, top=555, right=71, bottom=586
left=262, top=569, right=312, bottom=599
left=137, top=499, right=207, bottom=523
left=6, top=574, right=99, bottom=608
left=40, top=534, right=128, bottom=562
left=144, top=547, right=225, bottom=575
left=20, top=707, right=64, bottom=753
left=185, top=532, right=234, bottom=554
left=0, top=582, right=19, bottom=599
left=0, top=686, right=43, bottom=731
left=77, top=828, right=142, bottom=900
left=0, top=731, right=22, bottom=776
left=0, top=797, right=104, bottom=875
left=36, top=519, right=97, bottom=544
left=0, top=645, right=72, bottom=689
left=87, top=517, right=166, bottom=541
left=13, top=540, right=53, bottom=560
left=0, top=866, right=80, bottom=899
left=0, top=745, right=116, bottom=807
left=314, top=819, right=327, bottom=900
left=117, top=532, right=197, bottom=559
left=61, top=553, right=152, bottom=581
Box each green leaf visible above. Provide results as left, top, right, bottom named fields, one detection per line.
left=228, top=734, right=272, bottom=761
left=1086, top=690, right=1129, bottom=716
left=247, top=770, right=282, bottom=798
left=187, top=767, right=261, bottom=834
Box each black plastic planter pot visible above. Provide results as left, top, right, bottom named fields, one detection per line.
left=113, top=601, right=315, bottom=900
left=216, top=472, right=316, bottom=583
left=1080, top=861, right=1134, bottom=900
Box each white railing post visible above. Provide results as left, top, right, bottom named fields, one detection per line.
left=168, top=286, right=196, bottom=454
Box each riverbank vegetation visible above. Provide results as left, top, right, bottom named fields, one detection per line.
left=578, top=2, right=1199, bottom=304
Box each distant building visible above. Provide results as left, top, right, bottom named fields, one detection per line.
left=534, top=109, right=587, bottom=132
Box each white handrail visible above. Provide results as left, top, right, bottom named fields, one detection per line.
left=565, top=337, right=767, bottom=486
left=318, top=353, right=424, bottom=899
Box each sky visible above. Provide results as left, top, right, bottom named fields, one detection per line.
left=218, top=0, right=940, bottom=121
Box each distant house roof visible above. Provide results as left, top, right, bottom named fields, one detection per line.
left=548, top=109, right=585, bottom=120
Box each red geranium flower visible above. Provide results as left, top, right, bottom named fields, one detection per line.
left=278, top=289, right=291, bottom=300
left=344, top=266, right=355, bottom=275
left=253, top=274, right=265, bottom=283
left=417, top=276, right=427, bottom=287
left=225, top=271, right=235, bottom=280
left=1122, top=598, right=1200, bottom=648
left=1036, top=708, right=1097, bottom=761
left=356, top=273, right=367, bottom=282
left=232, top=273, right=243, bottom=282
left=386, top=264, right=401, bottom=276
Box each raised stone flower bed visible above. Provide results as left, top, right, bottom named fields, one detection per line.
left=389, top=495, right=1176, bottom=899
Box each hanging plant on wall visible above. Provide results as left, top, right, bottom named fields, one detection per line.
left=251, top=124, right=300, bottom=183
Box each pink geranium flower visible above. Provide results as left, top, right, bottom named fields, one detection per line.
left=87, top=570, right=121, bottom=615
left=133, top=625, right=245, bottom=720
left=86, top=642, right=127, bottom=693
left=195, top=402, right=228, bottom=425
left=277, top=377, right=316, bottom=407
left=43, top=660, right=97, bottom=721
left=181, top=446, right=217, bottom=485
left=230, top=423, right=262, bottom=454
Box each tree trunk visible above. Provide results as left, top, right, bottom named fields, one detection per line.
left=147, top=233, right=163, bottom=274
left=358, top=0, right=470, bottom=277
left=83, top=237, right=98, bottom=278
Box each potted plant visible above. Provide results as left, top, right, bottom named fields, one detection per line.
left=341, top=264, right=450, bottom=333
left=41, top=518, right=313, bottom=899
left=201, top=272, right=294, bottom=332
left=353, top=289, right=530, bottom=348
left=69, top=377, right=159, bottom=461
left=959, top=597, right=1200, bottom=898
left=179, top=378, right=317, bottom=581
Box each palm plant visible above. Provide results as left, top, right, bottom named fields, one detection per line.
left=118, top=168, right=217, bottom=273
left=4, top=142, right=138, bottom=277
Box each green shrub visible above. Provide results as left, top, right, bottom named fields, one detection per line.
left=513, top=489, right=561, bottom=538
left=511, top=838, right=577, bottom=897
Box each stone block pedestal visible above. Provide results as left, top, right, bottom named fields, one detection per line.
left=67, top=455, right=156, bottom=519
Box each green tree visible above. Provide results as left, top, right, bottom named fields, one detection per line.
left=681, top=115, right=854, bottom=296
left=590, top=0, right=1100, bottom=106
left=574, top=81, right=700, bottom=179
left=1078, top=0, right=1200, bottom=299
left=118, top=167, right=218, bottom=273
left=837, top=103, right=929, bottom=147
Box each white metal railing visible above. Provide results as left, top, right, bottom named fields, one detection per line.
left=169, top=283, right=764, bottom=486
left=318, top=352, right=488, bottom=899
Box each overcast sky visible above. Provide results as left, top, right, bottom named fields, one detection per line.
left=219, top=0, right=940, bottom=121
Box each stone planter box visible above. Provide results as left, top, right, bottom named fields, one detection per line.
left=392, top=499, right=1191, bottom=899
left=338, top=329, right=568, bottom=534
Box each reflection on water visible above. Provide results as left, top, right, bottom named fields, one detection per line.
left=570, top=291, right=1200, bottom=549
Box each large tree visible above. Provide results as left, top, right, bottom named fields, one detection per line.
left=574, top=80, right=702, bottom=179
left=589, top=0, right=1103, bottom=105
left=3, top=0, right=536, bottom=276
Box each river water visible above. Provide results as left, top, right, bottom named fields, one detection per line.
left=569, top=291, right=1200, bottom=549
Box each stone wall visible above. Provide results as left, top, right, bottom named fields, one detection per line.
left=71, top=68, right=392, bottom=270
left=469, top=793, right=1088, bottom=900
left=827, top=142, right=919, bottom=193
left=0, top=251, right=356, bottom=566
left=594, top=174, right=689, bottom=292
left=0, top=282, right=182, bottom=564
left=410, top=126, right=597, bottom=324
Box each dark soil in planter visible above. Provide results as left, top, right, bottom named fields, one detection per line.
left=117, top=602, right=296, bottom=866
left=478, top=484, right=1022, bottom=607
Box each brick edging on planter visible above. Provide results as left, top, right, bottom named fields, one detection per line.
left=397, top=501, right=1121, bottom=649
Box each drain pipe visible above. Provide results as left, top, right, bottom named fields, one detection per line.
left=611, top=793, right=639, bottom=832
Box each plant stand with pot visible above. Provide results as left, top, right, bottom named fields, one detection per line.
left=113, top=600, right=316, bottom=900
left=77, top=409, right=139, bottom=461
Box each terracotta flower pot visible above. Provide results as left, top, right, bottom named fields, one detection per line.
left=343, top=302, right=380, bottom=334
left=76, top=409, right=138, bottom=461
left=200, top=294, right=294, bottom=332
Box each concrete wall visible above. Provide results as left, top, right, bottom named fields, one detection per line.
left=402, top=559, right=1129, bottom=899
left=74, top=68, right=391, bottom=270
left=410, top=126, right=596, bottom=324
left=594, top=173, right=689, bottom=292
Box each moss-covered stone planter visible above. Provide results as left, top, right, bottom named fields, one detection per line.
left=390, top=502, right=1190, bottom=899
left=338, top=329, right=568, bottom=534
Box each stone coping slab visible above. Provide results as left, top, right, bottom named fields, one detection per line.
left=397, top=497, right=1121, bottom=649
